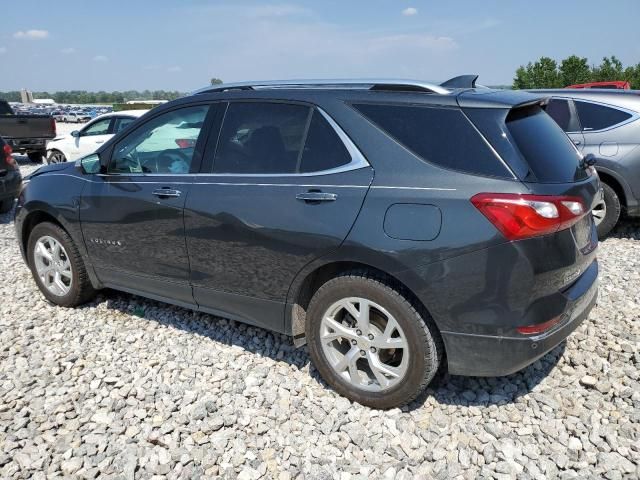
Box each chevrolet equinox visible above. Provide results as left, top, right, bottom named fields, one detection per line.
left=15, top=76, right=599, bottom=408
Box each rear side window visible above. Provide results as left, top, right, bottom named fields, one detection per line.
left=213, top=103, right=353, bottom=174
left=299, top=111, right=351, bottom=173
left=506, top=106, right=587, bottom=183
left=353, top=103, right=509, bottom=178
left=214, top=102, right=310, bottom=174
left=574, top=100, right=631, bottom=131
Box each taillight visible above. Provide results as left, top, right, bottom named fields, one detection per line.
left=471, top=193, right=586, bottom=240
left=517, top=315, right=562, bottom=335
left=51, top=117, right=57, bottom=136
left=3, top=144, right=16, bottom=169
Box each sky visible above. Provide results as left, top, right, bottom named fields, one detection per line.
left=3, top=0, right=640, bottom=92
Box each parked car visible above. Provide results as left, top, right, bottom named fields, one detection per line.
left=15, top=77, right=599, bottom=408
left=0, top=136, right=22, bottom=213
left=46, top=110, right=147, bottom=163
left=62, top=112, right=91, bottom=123
left=565, top=81, right=630, bottom=90
left=0, top=99, right=57, bottom=163
left=532, top=89, right=640, bottom=237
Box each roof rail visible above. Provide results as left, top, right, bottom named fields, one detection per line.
left=193, top=79, right=450, bottom=95
left=440, top=74, right=479, bottom=89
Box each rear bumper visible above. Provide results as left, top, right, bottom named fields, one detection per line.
left=6, top=138, right=48, bottom=153
left=442, top=259, right=598, bottom=376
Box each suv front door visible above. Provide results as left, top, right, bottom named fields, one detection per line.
left=185, top=101, right=373, bottom=331
left=80, top=104, right=214, bottom=305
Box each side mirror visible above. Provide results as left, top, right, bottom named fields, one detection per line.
left=71, top=130, right=80, bottom=138
left=76, top=153, right=102, bottom=174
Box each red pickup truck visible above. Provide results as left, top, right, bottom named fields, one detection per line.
left=565, top=81, right=631, bottom=90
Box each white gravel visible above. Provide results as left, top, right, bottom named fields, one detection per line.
left=1, top=158, right=639, bottom=479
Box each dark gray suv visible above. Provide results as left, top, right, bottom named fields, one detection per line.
left=15, top=77, right=599, bottom=408
left=534, top=89, right=640, bottom=237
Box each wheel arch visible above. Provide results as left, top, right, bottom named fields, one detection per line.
left=596, top=168, right=628, bottom=210
left=286, top=259, right=441, bottom=348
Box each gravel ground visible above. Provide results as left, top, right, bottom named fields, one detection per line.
left=1, top=159, right=639, bottom=479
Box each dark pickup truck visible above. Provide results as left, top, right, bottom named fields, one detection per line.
left=0, top=100, right=56, bottom=162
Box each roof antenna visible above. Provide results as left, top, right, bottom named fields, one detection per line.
left=440, top=75, right=479, bottom=89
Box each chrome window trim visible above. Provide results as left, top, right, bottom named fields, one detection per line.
left=564, top=97, right=640, bottom=134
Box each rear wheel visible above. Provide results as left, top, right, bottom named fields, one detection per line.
left=593, top=182, right=621, bottom=239
left=306, top=273, right=443, bottom=409
left=47, top=150, right=67, bottom=164
left=0, top=198, right=13, bottom=214
left=27, top=222, right=96, bottom=307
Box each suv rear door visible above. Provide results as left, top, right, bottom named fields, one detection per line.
left=185, top=100, right=373, bottom=332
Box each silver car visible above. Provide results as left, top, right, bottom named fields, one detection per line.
left=531, top=89, right=640, bottom=237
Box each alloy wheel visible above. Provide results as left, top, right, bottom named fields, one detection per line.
left=592, top=198, right=607, bottom=226
left=320, top=297, right=409, bottom=392
left=33, top=236, right=73, bottom=296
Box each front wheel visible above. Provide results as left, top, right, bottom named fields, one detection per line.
left=47, top=150, right=67, bottom=164
left=306, top=273, right=443, bottom=409
left=593, top=182, right=621, bottom=239
left=27, top=222, right=96, bottom=307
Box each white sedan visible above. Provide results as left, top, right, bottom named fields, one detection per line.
left=46, top=110, right=147, bottom=163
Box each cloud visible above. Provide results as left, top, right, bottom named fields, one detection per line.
left=167, top=66, right=182, bottom=73
left=402, top=7, right=418, bottom=16
left=93, top=55, right=108, bottom=62
left=61, top=47, right=76, bottom=54
left=0, top=47, right=6, bottom=55
left=13, top=29, right=49, bottom=40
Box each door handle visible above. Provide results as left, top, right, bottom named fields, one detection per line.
left=95, top=140, right=105, bottom=144
left=296, top=191, right=338, bottom=202
left=573, top=140, right=581, bottom=146
left=152, top=188, right=182, bottom=198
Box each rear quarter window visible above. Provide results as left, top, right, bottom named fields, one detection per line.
left=574, top=100, right=632, bottom=131
left=506, top=106, right=587, bottom=183
left=352, top=103, right=511, bottom=178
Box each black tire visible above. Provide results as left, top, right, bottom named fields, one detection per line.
left=47, top=150, right=67, bottom=164
left=0, top=198, right=13, bottom=214
left=27, top=151, right=44, bottom=163
left=27, top=222, right=96, bottom=307
left=594, top=182, right=621, bottom=239
left=306, top=272, right=443, bottom=409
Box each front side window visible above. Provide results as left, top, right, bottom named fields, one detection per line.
left=109, top=105, right=209, bottom=174
left=82, top=119, right=111, bottom=136
left=574, top=100, right=632, bottom=131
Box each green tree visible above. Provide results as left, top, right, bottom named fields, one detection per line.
left=623, top=63, right=640, bottom=89
left=513, top=64, right=533, bottom=89
left=530, top=56, right=561, bottom=88
left=592, top=56, right=624, bottom=82
left=559, top=55, right=591, bottom=87
left=210, top=78, right=223, bottom=85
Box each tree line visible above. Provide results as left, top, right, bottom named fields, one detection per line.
left=513, top=55, right=640, bottom=89
left=0, top=90, right=185, bottom=104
